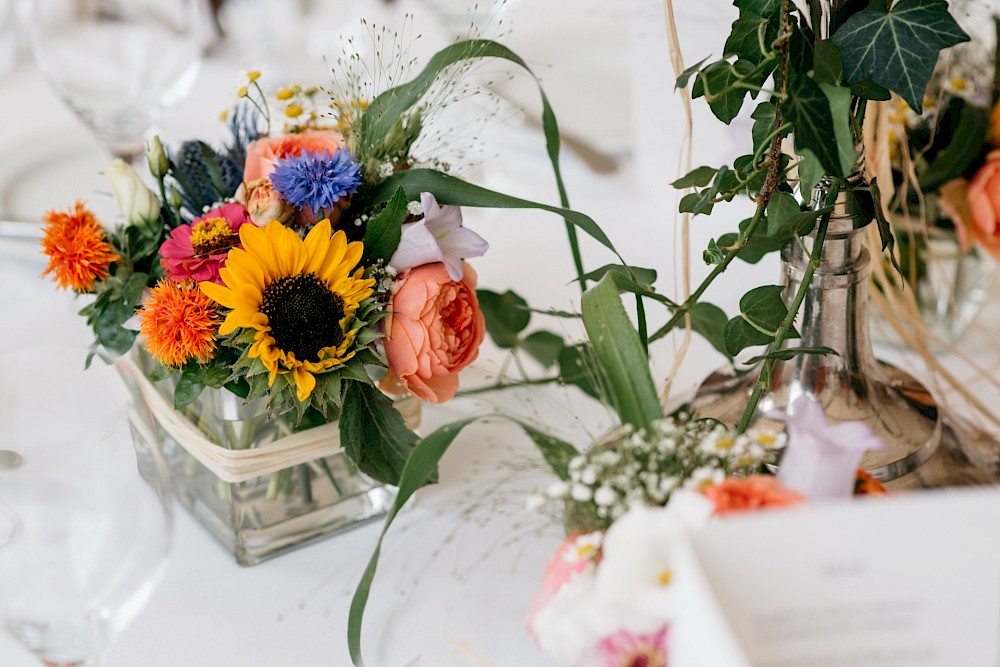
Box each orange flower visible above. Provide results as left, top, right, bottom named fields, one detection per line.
left=138, top=280, right=221, bottom=367
left=854, top=470, right=889, bottom=496
left=700, top=475, right=807, bottom=516
left=40, top=201, right=118, bottom=292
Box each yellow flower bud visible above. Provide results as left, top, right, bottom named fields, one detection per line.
left=237, top=85, right=249, bottom=98
left=276, top=87, right=294, bottom=101
left=285, top=104, right=304, bottom=118
left=247, top=70, right=261, bottom=82
left=218, top=108, right=229, bottom=122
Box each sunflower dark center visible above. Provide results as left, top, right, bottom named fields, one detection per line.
left=260, top=273, right=345, bottom=362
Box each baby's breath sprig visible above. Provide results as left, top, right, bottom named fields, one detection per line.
left=541, top=416, right=784, bottom=533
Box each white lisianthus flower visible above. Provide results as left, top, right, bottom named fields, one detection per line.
left=105, top=158, right=160, bottom=233
left=388, top=192, right=488, bottom=281
left=593, top=498, right=711, bottom=634
left=530, top=565, right=618, bottom=666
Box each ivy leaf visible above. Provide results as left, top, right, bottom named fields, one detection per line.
left=796, top=148, right=826, bottom=196
left=692, top=60, right=752, bottom=124
left=686, top=302, right=732, bottom=361
left=703, top=238, right=726, bottom=265
left=477, top=289, right=530, bottom=348
left=724, top=285, right=800, bottom=356
left=918, top=100, right=988, bottom=191
left=818, top=82, right=858, bottom=177
left=782, top=71, right=846, bottom=177
left=362, top=187, right=408, bottom=265
left=831, top=0, right=970, bottom=112
left=813, top=40, right=843, bottom=85
left=174, top=368, right=206, bottom=410
left=868, top=178, right=901, bottom=274
left=751, top=102, right=777, bottom=155
left=339, top=381, right=419, bottom=486
left=735, top=0, right=780, bottom=19
left=579, top=264, right=657, bottom=287
left=672, top=165, right=721, bottom=189
left=675, top=56, right=711, bottom=89
left=725, top=12, right=777, bottom=65
left=521, top=331, right=565, bottom=369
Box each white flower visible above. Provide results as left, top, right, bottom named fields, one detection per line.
left=580, top=466, right=598, bottom=485
left=593, top=500, right=710, bottom=633
left=563, top=532, right=604, bottom=563
left=379, top=161, right=398, bottom=179
left=683, top=466, right=724, bottom=491
left=571, top=484, right=593, bottom=502
left=594, top=486, right=617, bottom=507
left=773, top=395, right=885, bottom=501
left=389, top=192, right=488, bottom=281
left=524, top=493, right=546, bottom=512
left=105, top=159, right=160, bottom=232
left=546, top=480, right=569, bottom=498
left=530, top=567, right=618, bottom=666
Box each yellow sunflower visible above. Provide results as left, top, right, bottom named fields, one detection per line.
left=200, top=219, right=375, bottom=401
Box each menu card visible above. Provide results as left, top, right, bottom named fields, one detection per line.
left=672, top=489, right=1000, bottom=667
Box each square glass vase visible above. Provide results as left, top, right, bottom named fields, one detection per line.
left=123, top=350, right=417, bottom=566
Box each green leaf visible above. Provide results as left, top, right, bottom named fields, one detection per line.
left=735, top=0, right=780, bottom=19
left=724, top=285, right=800, bottom=355
left=362, top=187, right=408, bottom=265
left=818, top=82, right=858, bottom=177
left=831, top=0, right=969, bottom=112
left=766, top=191, right=830, bottom=242
left=686, top=302, right=732, bottom=360
left=813, top=40, right=843, bottom=84
left=796, top=148, right=826, bottom=196
left=679, top=191, right=715, bottom=216
left=849, top=80, right=892, bottom=100
left=604, top=271, right=676, bottom=307
left=518, top=423, right=579, bottom=480
left=725, top=12, right=777, bottom=65
left=580, top=274, right=663, bottom=431
left=339, top=381, right=419, bottom=486
left=751, top=102, right=777, bottom=155
left=675, top=56, right=711, bottom=89
left=724, top=316, right=775, bottom=355
left=557, top=344, right=602, bottom=400
left=122, top=272, right=148, bottom=307
left=521, top=331, right=565, bottom=368
left=745, top=346, right=839, bottom=364
left=174, top=368, right=206, bottom=409
left=918, top=101, right=988, bottom=191
left=692, top=60, right=751, bottom=124
left=477, top=289, right=530, bottom=348
left=782, top=70, right=846, bottom=177
left=146, top=362, right=171, bottom=383
left=703, top=238, right=725, bottom=265
left=94, top=300, right=137, bottom=355
left=579, top=264, right=657, bottom=287
left=370, top=169, right=623, bottom=264
left=672, top=165, right=721, bottom=189
left=868, top=178, right=901, bottom=274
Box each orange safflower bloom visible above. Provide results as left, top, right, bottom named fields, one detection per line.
left=139, top=280, right=221, bottom=367
left=40, top=201, right=119, bottom=292
left=701, top=475, right=807, bottom=516
left=854, top=469, right=889, bottom=496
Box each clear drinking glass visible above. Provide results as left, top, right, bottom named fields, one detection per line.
left=0, top=344, right=172, bottom=666
left=27, top=0, right=202, bottom=161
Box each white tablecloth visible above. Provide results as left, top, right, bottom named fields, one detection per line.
left=2, top=1, right=998, bottom=665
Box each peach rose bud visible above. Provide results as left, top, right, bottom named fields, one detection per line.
left=238, top=178, right=295, bottom=227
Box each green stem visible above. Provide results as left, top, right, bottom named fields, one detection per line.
left=735, top=177, right=843, bottom=433
left=648, top=203, right=767, bottom=343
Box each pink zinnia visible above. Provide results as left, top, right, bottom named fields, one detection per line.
left=580, top=626, right=669, bottom=667
left=159, top=203, right=252, bottom=284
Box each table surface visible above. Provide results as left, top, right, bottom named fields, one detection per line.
left=2, top=1, right=1000, bottom=665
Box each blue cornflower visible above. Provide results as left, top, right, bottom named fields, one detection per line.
left=270, top=148, right=363, bottom=213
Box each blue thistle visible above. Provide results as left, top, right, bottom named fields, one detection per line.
left=169, top=140, right=244, bottom=222
left=270, top=149, right=362, bottom=213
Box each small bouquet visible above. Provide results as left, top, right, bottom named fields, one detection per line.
left=525, top=396, right=888, bottom=666
left=39, top=34, right=595, bottom=490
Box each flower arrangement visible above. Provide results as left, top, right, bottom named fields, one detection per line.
left=525, top=396, right=888, bottom=666
left=38, top=33, right=612, bottom=492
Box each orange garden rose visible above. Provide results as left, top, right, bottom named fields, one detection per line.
left=700, top=475, right=807, bottom=516
left=383, top=262, right=486, bottom=403
left=964, top=150, right=1000, bottom=261
left=243, top=131, right=345, bottom=182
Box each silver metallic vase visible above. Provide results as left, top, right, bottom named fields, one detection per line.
left=691, top=179, right=997, bottom=488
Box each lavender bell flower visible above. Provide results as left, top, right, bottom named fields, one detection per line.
left=773, top=395, right=885, bottom=501
left=389, top=192, right=489, bottom=281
